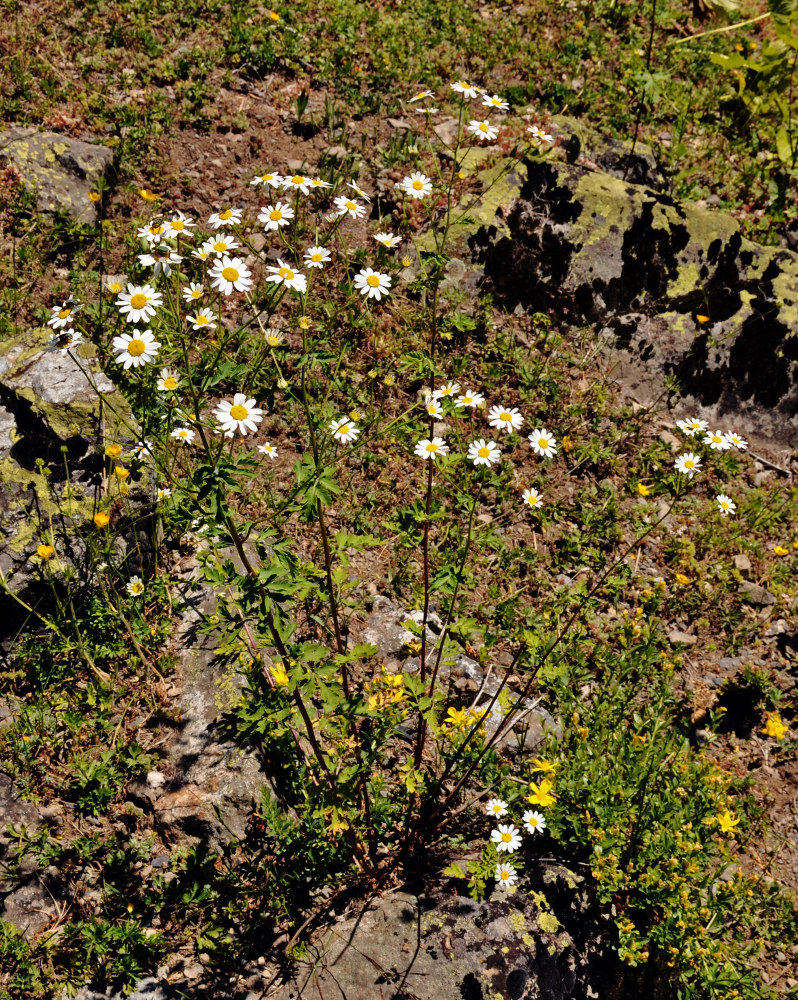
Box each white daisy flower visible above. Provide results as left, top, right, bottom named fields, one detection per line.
left=432, top=381, right=460, bottom=401
left=522, top=810, right=547, bottom=834
left=528, top=428, right=557, bottom=458
left=450, top=80, right=479, bottom=99
left=334, top=196, right=366, bottom=219
left=170, top=426, right=196, bottom=444
left=309, top=177, right=332, bottom=190
left=330, top=417, right=360, bottom=444
left=491, top=824, right=522, bottom=853
left=157, top=368, right=180, bottom=392
left=494, top=863, right=518, bottom=889
left=47, top=299, right=82, bottom=329
left=208, top=207, right=242, bottom=229
left=182, top=282, right=204, bottom=303
left=716, top=494, right=736, bottom=515
left=156, top=488, right=172, bottom=502
left=163, top=211, right=195, bottom=237
left=186, top=310, right=217, bottom=331
left=347, top=180, right=371, bottom=200
left=203, top=233, right=240, bottom=256
left=455, top=389, right=485, bottom=409
left=258, top=201, right=295, bottom=231
left=126, top=576, right=145, bottom=597
left=137, top=246, right=182, bottom=277
left=47, top=329, right=83, bottom=351
left=250, top=171, right=283, bottom=188
left=408, top=89, right=434, bottom=102
left=353, top=268, right=391, bottom=301
left=424, top=399, right=443, bottom=418
left=214, top=393, right=264, bottom=437
left=265, top=259, right=307, bottom=294
left=112, top=329, right=161, bottom=369
left=522, top=488, right=543, bottom=509
left=398, top=171, right=433, bottom=199
left=131, top=440, right=153, bottom=458
left=192, top=248, right=211, bottom=262
left=724, top=431, right=748, bottom=451
left=373, top=232, right=401, bottom=248
left=304, top=246, right=331, bottom=269
left=527, top=124, right=554, bottom=144
left=116, top=284, right=163, bottom=324
left=675, top=452, right=702, bottom=478
left=704, top=430, right=731, bottom=451
left=468, top=438, right=501, bottom=467
left=679, top=417, right=708, bottom=436
left=209, top=255, right=253, bottom=295
left=467, top=119, right=499, bottom=141
left=137, top=221, right=167, bottom=243
left=488, top=405, right=524, bottom=434
left=485, top=798, right=508, bottom=818
left=264, top=328, right=284, bottom=347
left=282, top=174, right=312, bottom=195
left=258, top=443, right=278, bottom=460
left=482, top=93, right=509, bottom=110
left=414, top=437, right=449, bottom=461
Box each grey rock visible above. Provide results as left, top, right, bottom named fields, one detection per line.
left=362, top=597, right=440, bottom=658
left=718, top=656, right=742, bottom=671
left=765, top=618, right=789, bottom=637
left=668, top=629, right=698, bottom=646
left=733, top=553, right=752, bottom=576
left=738, top=581, right=776, bottom=606
left=0, top=127, right=114, bottom=224
left=1, top=880, right=55, bottom=938
left=0, top=772, right=41, bottom=860
left=550, top=114, right=664, bottom=189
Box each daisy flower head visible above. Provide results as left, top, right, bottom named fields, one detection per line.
left=373, top=232, right=401, bottom=248
left=455, top=389, right=485, bottom=409
left=522, top=810, right=547, bottom=835
left=265, top=259, right=307, bottom=294
left=137, top=246, right=182, bottom=277
left=207, top=207, right=242, bottom=229
left=250, top=171, right=283, bottom=188
left=170, top=426, right=196, bottom=445
left=398, top=171, right=433, bottom=200
left=258, top=201, right=295, bottom=231
left=116, top=284, right=162, bottom=324
left=209, top=255, right=253, bottom=295
left=482, top=93, right=509, bottom=111
left=353, top=268, right=391, bottom=301
left=408, top=88, right=434, bottom=102
left=527, top=124, right=554, bottom=144
left=724, top=431, right=748, bottom=451
left=303, top=246, right=331, bottom=269
left=522, top=487, right=543, bottom=509
left=186, top=309, right=217, bottom=331
left=264, top=328, right=284, bottom=347
left=156, top=487, right=172, bottom=502
left=214, top=393, right=263, bottom=437
left=451, top=80, right=479, bottom=99
left=48, top=299, right=81, bottom=329
left=47, top=329, right=83, bottom=351
left=333, top=196, right=367, bottom=219
left=137, top=221, right=167, bottom=243
left=716, top=494, right=736, bottom=516
left=182, top=282, right=204, bottom=303
left=485, top=798, right=508, bottom=818
left=203, top=233, right=240, bottom=256
left=494, top=863, right=518, bottom=889
left=675, top=452, right=702, bottom=478
left=468, top=438, right=501, bottom=467
left=432, top=381, right=460, bottom=401
left=282, top=173, right=312, bottom=195
left=704, top=429, right=731, bottom=451
left=112, top=329, right=161, bottom=369
left=680, top=417, right=708, bottom=436
left=131, top=440, right=153, bottom=459
left=347, top=180, right=371, bottom=201
left=164, top=211, right=195, bottom=237
left=126, top=576, right=145, bottom=597
left=258, top=442, right=278, bottom=460
left=414, top=437, right=449, bottom=461
left=528, top=428, right=557, bottom=457
left=330, top=417, right=360, bottom=444
left=467, top=119, right=499, bottom=142
left=424, top=399, right=443, bottom=418
left=157, top=368, right=180, bottom=392
left=488, top=405, right=524, bottom=434
left=491, top=823, right=522, bottom=853
left=309, top=176, right=332, bottom=190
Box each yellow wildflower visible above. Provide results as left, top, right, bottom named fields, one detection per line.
left=271, top=665, right=289, bottom=687
left=774, top=545, right=790, bottom=556
left=105, top=443, right=123, bottom=459
left=561, top=435, right=574, bottom=452
left=138, top=188, right=158, bottom=201
left=716, top=810, right=740, bottom=835
left=675, top=573, right=690, bottom=585
left=93, top=512, right=110, bottom=528
left=761, top=712, right=788, bottom=740
left=88, top=190, right=101, bottom=203
left=637, top=483, right=650, bottom=497
left=36, top=544, right=54, bottom=560
left=531, top=758, right=557, bottom=773
left=526, top=778, right=556, bottom=808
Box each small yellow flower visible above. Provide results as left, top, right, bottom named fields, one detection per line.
left=561, top=435, right=573, bottom=452
left=138, top=188, right=158, bottom=201
left=268, top=9, right=280, bottom=19
left=792, top=540, right=798, bottom=550
left=93, top=511, right=110, bottom=528
left=577, top=725, right=589, bottom=740
left=401, top=257, right=411, bottom=268
left=88, top=190, right=101, bottom=203
left=696, top=314, right=709, bottom=324
left=105, top=443, right=123, bottom=459
left=114, top=466, right=130, bottom=480
left=127, top=902, right=134, bottom=913
left=526, top=778, right=556, bottom=808
left=774, top=545, right=790, bottom=556
left=457, top=170, right=466, bottom=179
left=761, top=712, right=788, bottom=740
left=631, top=732, right=647, bottom=747
left=348, top=409, right=361, bottom=423
left=675, top=573, right=690, bottom=585
left=108, top=282, right=123, bottom=295
left=384, top=374, right=395, bottom=387
left=36, top=544, right=54, bottom=560
left=716, top=810, right=740, bottom=835
left=531, top=758, right=557, bottom=773
left=637, top=482, right=650, bottom=497
left=271, top=665, right=289, bottom=686
left=298, top=316, right=310, bottom=329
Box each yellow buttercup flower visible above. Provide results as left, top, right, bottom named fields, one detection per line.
left=531, top=758, right=557, bottom=774
left=526, top=778, right=556, bottom=808
left=105, top=443, right=123, bottom=459
left=114, top=466, right=130, bottom=480
left=88, top=191, right=101, bottom=203
left=761, top=712, right=788, bottom=740
left=675, top=573, right=690, bottom=585
left=271, top=665, right=289, bottom=687
left=637, top=483, right=650, bottom=497
left=774, top=545, right=790, bottom=556
left=138, top=188, right=158, bottom=201
left=36, top=544, right=54, bottom=560
left=93, top=512, right=110, bottom=528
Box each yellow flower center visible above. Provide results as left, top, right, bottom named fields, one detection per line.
left=213, top=241, right=227, bottom=251
left=346, top=200, right=356, bottom=209
left=529, top=818, right=538, bottom=827
left=501, top=832, right=512, bottom=842
left=195, top=315, right=209, bottom=325
left=500, top=869, right=509, bottom=879
left=412, top=180, right=423, bottom=189
left=127, top=339, right=146, bottom=357
left=338, top=425, right=350, bottom=435
left=164, top=377, right=177, bottom=390
left=222, top=267, right=239, bottom=282
left=311, top=253, right=322, bottom=262
left=150, top=225, right=163, bottom=235
left=685, top=460, right=695, bottom=469
left=171, top=219, right=184, bottom=230
left=478, top=446, right=490, bottom=458
left=426, top=443, right=438, bottom=452
left=229, top=405, right=248, bottom=421
left=129, top=294, right=148, bottom=310
left=479, top=123, right=488, bottom=132
left=278, top=267, right=294, bottom=279
left=290, top=175, right=304, bottom=184
left=538, top=437, right=548, bottom=448
left=500, top=411, right=512, bottom=421
left=219, top=209, right=233, bottom=219
left=269, top=209, right=282, bottom=220
left=109, top=283, right=122, bottom=294
left=366, top=274, right=381, bottom=287
left=459, top=81, right=469, bottom=88
left=58, top=307, right=71, bottom=319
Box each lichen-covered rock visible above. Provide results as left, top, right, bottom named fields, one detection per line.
left=0, top=329, right=154, bottom=620
left=0, top=127, right=114, bottom=224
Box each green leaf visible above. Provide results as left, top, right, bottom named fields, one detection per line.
left=776, top=126, right=794, bottom=165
